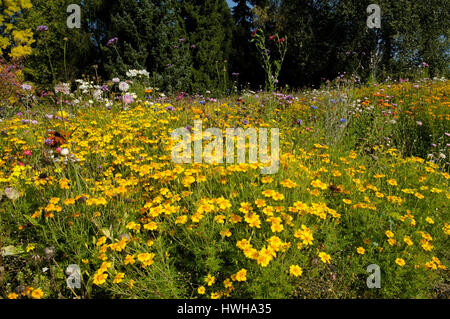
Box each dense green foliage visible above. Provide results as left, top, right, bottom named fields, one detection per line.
left=6, top=0, right=450, bottom=91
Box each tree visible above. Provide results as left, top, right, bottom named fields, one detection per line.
left=181, top=0, right=234, bottom=92
left=17, top=0, right=96, bottom=85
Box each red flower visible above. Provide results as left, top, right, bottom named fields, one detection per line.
left=269, top=35, right=275, bottom=41
left=277, top=37, right=285, bottom=43
left=251, top=29, right=258, bottom=37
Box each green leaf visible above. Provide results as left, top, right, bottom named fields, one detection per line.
left=23, top=214, right=39, bottom=226
left=1, top=245, right=25, bottom=257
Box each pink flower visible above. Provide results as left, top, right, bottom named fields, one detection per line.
left=18, top=161, right=25, bottom=166
left=23, top=150, right=32, bottom=156
left=56, top=147, right=62, bottom=153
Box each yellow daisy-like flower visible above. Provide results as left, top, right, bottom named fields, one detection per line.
left=356, top=247, right=365, bottom=255
left=175, top=215, right=188, bottom=225
left=31, top=288, right=44, bottom=299
left=289, top=265, right=303, bottom=277
left=395, top=258, right=406, bottom=267
left=318, top=251, right=331, bottom=264
left=205, top=274, right=216, bottom=286
left=113, top=273, right=125, bottom=284
left=197, top=286, right=206, bottom=294
left=93, top=272, right=108, bottom=286
left=235, top=269, right=247, bottom=282
left=8, top=292, right=19, bottom=299
left=403, top=236, right=413, bottom=246
left=124, top=254, right=135, bottom=265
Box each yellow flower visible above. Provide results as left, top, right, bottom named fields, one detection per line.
left=356, top=247, right=365, bottom=255
left=49, top=197, right=60, bottom=204
left=31, top=288, right=44, bottom=299
left=385, top=230, right=394, bottom=238
left=387, top=179, right=397, bottom=186
left=124, top=254, right=135, bottom=265
left=425, top=217, right=434, bottom=224
left=175, top=215, right=188, bottom=225
left=26, top=243, right=36, bottom=252
left=210, top=292, right=221, bottom=299
left=388, top=238, right=397, bottom=246
left=395, top=258, right=406, bottom=267
left=113, top=273, right=125, bottom=284
left=198, top=286, right=206, bottom=294
left=343, top=199, right=352, bottom=204
left=96, top=236, right=107, bottom=246
left=205, top=274, right=216, bottom=286
left=137, top=252, right=155, bottom=267
left=318, top=251, right=331, bottom=264
left=8, top=292, right=19, bottom=299
left=403, top=236, right=413, bottom=246
left=414, top=192, right=424, bottom=199
left=280, top=179, right=297, bottom=188
left=220, top=229, right=232, bottom=237
left=93, top=272, right=108, bottom=286
left=235, top=269, right=247, bottom=282
left=289, top=265, right=303, bottom=277
left=143, top=221, right=158, bottom=231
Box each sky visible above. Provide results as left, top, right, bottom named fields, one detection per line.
left=226, top=0, right=237, bottom=8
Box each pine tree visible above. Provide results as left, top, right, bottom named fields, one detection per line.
left=230, top=0, right=264, bottom=89
left=181, top=0, right=234, bottom=92
left=151, top=0, right=193, bottom=93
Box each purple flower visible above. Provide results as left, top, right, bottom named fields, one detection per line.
left=199, top=100, right=205, bottom=105
left=165, top=106, right=175, bottom=111
left=178, top=38, right=186, bottom=43
left=21, top=84, right=32, bottom=91
left=340, top=118, right=346, bottom=123
left=107, top=37, right=118, bottom=46
left=101, top=85, right=109, bottom=92
left=122, top=94, right=134, bottom=105
left=37, top=25, right=48, bottom=32
left=416, top=121, right=423, bottom=126
left=311, top=105, right=318, bottom=110
left=232, top=72, right=240, bottom=76
left=190, top=44, right=196, bottom=49
left=185, top=125, right=193, bottom=132
left=44, top=138, right=53, bottom=146
left=296, top=119, right=303, bottom=125
left=242, top=119, right=249, bottom=125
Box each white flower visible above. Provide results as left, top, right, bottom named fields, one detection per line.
left=55, top=82, right=70, bottom=95
left=60, top=148, right=70, bottom=156
left=93, top=89, right=102, bottom=101
left=112, top=77, right=120, bottom=83
left=119, top=81, right=129, bottom=92
left=138, top=69, right=150, bottom=77
left=126, top=69, right=138, bottom=77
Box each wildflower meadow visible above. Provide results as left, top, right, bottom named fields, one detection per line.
left=0, top=0, right=449, bottom=300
